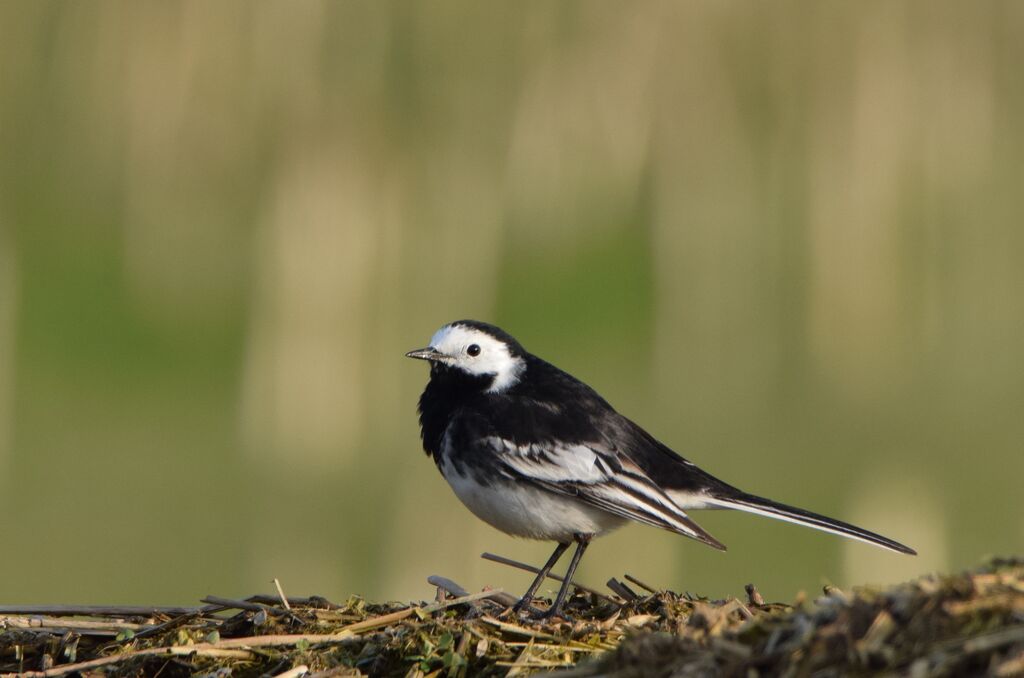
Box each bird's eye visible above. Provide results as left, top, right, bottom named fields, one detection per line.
left=467, top=344, right=481, bottom=357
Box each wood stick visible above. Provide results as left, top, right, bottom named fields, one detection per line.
left=420, top=589, right=508, bottom=613
left=605, top=578, right=639, bottom=602
left=130, top=612, right=211, bottom=642
left=200, top=596, right=288, bottom=616
left=4, top=645, right=256, bottom=678
left=273, top=579, right=292, bottom=611
left=428, top=575, right=470, bottom=597
left=0, top=617, right=151, bottom=632
left=246, top=595, right=341, bottom=609
left=0, top=605, right=202, bottom=617
left=427, top=576, right=519, bottom=607
left=623, top=573, right=658, bottom=594
left=477, top=616, right=560, bottom=641
left=481, top=552, right=616, bottom=604
left=333, top=589, right=504, bottom=637
left=744, top=584, right=765, bottom=606
left=205, top=634, right=362, bottom=648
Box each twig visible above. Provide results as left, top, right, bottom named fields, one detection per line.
left=200, top=596, right=288, bottom=616
left=427, top=576, right=519, bottom=607
left=605, top=579, right=639, bottom=602
left=197, top=633, right=363, bottom=648
left=505, top=637, right=547, bottom=676
left=731, top=598, right=754, bottom=620
left=497, top=658, right=577, bottom=669
left=332, top=589, right=505, bottom=637
left=503, top=642, right=603, bottom=652
left=334, top=607, right=415, bottom=635
left=273, top=579, right=292, bottom=611
left=623, top=574, right=658, bottom=594
left=477, top=616, right=560, bottom=640
left=0, top=605, right=202, bottom=617
left=995, top=651, right=1024, bottom=677
left=481, top=553, right=616, bottom=604
left=961, top=625, right=1024, bottom=654
left=0, top=617, right=152, bottom=633
left=275, top=666, right=309, bottom=678
left=429, top=575, right=470, bottom=597
left=57, top=632, right=79, bottom=667
left=4, top=645, right=256, bottom=678
left=247, top=595, right=341, bottom=609
left=305, top=669, right=358, bottom=678
left=130, top=612, right=210, bottom=642
left=821, top=585, right=849, bottom=603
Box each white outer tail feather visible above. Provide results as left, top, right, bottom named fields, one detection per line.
left=698, top=494, right=916, bottom=555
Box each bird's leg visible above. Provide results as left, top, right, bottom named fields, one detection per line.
left=542, top=534, right=591, bottom=619
left=511, top=541, right=570, bottom=615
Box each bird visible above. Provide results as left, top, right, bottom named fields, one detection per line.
left=406, top=320, right=915, bottom=619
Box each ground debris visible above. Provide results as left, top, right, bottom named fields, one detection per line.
left=569, top=557, right=1024, bottom=678
left=0, top=557, right=1021, bottom=677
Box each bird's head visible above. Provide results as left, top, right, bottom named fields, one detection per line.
left=406, top=320, right=526, bottom=393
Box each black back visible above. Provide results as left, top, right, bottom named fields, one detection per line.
left=415, top=342, right=732, bottom=496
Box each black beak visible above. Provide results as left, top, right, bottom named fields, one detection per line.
left=405, top=347, right=444, bottom=361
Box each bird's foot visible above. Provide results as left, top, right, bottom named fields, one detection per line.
left=501, top=599, right=539, bottom=620
left=536, top=605, right=574, bottom=624
left=503, top=599, right=571, bottom=623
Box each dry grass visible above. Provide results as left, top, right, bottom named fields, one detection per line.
left=1, top=557, right=1022, bottom=677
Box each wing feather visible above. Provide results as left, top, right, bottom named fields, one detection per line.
left=485, top=436, right=725, bottom=550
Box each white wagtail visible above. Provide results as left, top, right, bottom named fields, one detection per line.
left=407, top=320, right=915, bottom=618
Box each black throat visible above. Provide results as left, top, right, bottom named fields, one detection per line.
left=416, top=363, right=497, bottom=458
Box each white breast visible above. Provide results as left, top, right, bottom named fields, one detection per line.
left=440, top=458, right=626, bottom=542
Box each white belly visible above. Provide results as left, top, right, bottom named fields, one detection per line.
left=441, top=460, right=626, bottom=541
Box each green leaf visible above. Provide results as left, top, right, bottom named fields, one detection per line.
left=438, top=632, right=454, bottom=650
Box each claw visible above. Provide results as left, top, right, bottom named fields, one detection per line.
left=536, top=605, right=574, bottom=623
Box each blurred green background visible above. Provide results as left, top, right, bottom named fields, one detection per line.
left=0, top=2, right=1022, bottom=607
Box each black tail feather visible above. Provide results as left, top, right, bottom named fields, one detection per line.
left=705, top=491, right=917, bottom=555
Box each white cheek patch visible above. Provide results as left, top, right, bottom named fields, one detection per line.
left=486, top=360, right=525, bottom=393
left=428, top=324, right=526, bottom=392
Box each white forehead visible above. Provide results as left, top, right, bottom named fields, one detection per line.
left=430, top=324, right=499, bottom=352
left=429, top=324, right=525, bottom=392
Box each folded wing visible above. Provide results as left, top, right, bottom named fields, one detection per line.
left=483, top=436, right=727, bottom=550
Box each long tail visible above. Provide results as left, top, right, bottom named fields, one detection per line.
left=702, top=491, right=917, bottom=555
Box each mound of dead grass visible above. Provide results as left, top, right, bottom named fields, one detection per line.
left=1, top=557, right=1022, bottom=677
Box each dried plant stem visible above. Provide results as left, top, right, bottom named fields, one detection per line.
left=7, top=645, right=257, bottom=678
left=623, top=574, right=658, bottom=594
left=200, top=596, right=288, bottom=616
left=273, top=578, right=292, bottom=611
left=0, top=605, right=202, bottom=617
left=427, top=575, right=519, bottom=607
left=606, top=578, right=639, bottom=602
left=0, top=617, right=150, bottom=633
left=481, top=552, right=616, bottom=604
